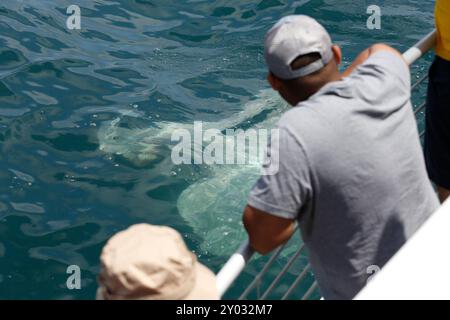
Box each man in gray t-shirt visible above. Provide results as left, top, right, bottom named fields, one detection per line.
left=242, top=15, right=439, bottom=300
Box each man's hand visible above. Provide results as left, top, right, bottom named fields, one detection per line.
left=341, top=43, right=406, bottom=78
left=243, top=205, right=295, bottom=255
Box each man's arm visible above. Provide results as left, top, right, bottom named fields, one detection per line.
left=341, top=43, right=406, bottom=78
left=243, top=127, right=311, bottom=255
left=243, top=205, right=295, bottom=255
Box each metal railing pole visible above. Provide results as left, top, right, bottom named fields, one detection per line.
left=414, top=101, right=427, bottom=115
left=403, top=29, right=436, bottom=66
left=238, top=241, right=288, bottom=300
left=216, top=240, right=254, bottom=297
left=411, top=73, right=429, bottom=91
left=301, top=281, right=319, bottom=300
left=281, top=263, right=311, bottom=300
left=260, top=244, right=306, bottom=300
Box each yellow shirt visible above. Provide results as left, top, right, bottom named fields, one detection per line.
left=436, top=0, right=450, bottom=60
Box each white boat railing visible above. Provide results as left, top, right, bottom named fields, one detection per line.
left=216, top=29, right=437, bottom=300
left=355, top=199, right=450, bottom=300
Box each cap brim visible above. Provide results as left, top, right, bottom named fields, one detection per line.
left=183, top=262, right=220, bottom=300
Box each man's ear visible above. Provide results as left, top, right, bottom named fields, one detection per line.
left=267, top=72, right=283, bottom=91
left=331, top=45, right=342, bottom=65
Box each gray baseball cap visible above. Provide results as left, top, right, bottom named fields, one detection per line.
left=264, top=15, right=333, bottom=80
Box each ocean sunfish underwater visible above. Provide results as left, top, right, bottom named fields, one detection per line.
left=98, top=89, right=290, bottom=256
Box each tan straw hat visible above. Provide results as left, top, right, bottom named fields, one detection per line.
left=96, top=224, right=219, bottom=300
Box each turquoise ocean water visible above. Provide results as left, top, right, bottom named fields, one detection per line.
left=0, top=0, right=435, bottom=299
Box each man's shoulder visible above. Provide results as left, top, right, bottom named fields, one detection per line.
left=276, top=102, right=332, bottom=147
left=366, top=49, right=407, bottom=70
left=278, top=104, right=318, bottom=131
left=278, top=84, right=348, bottom=130
left=354, top=49, right=410, bottom=86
